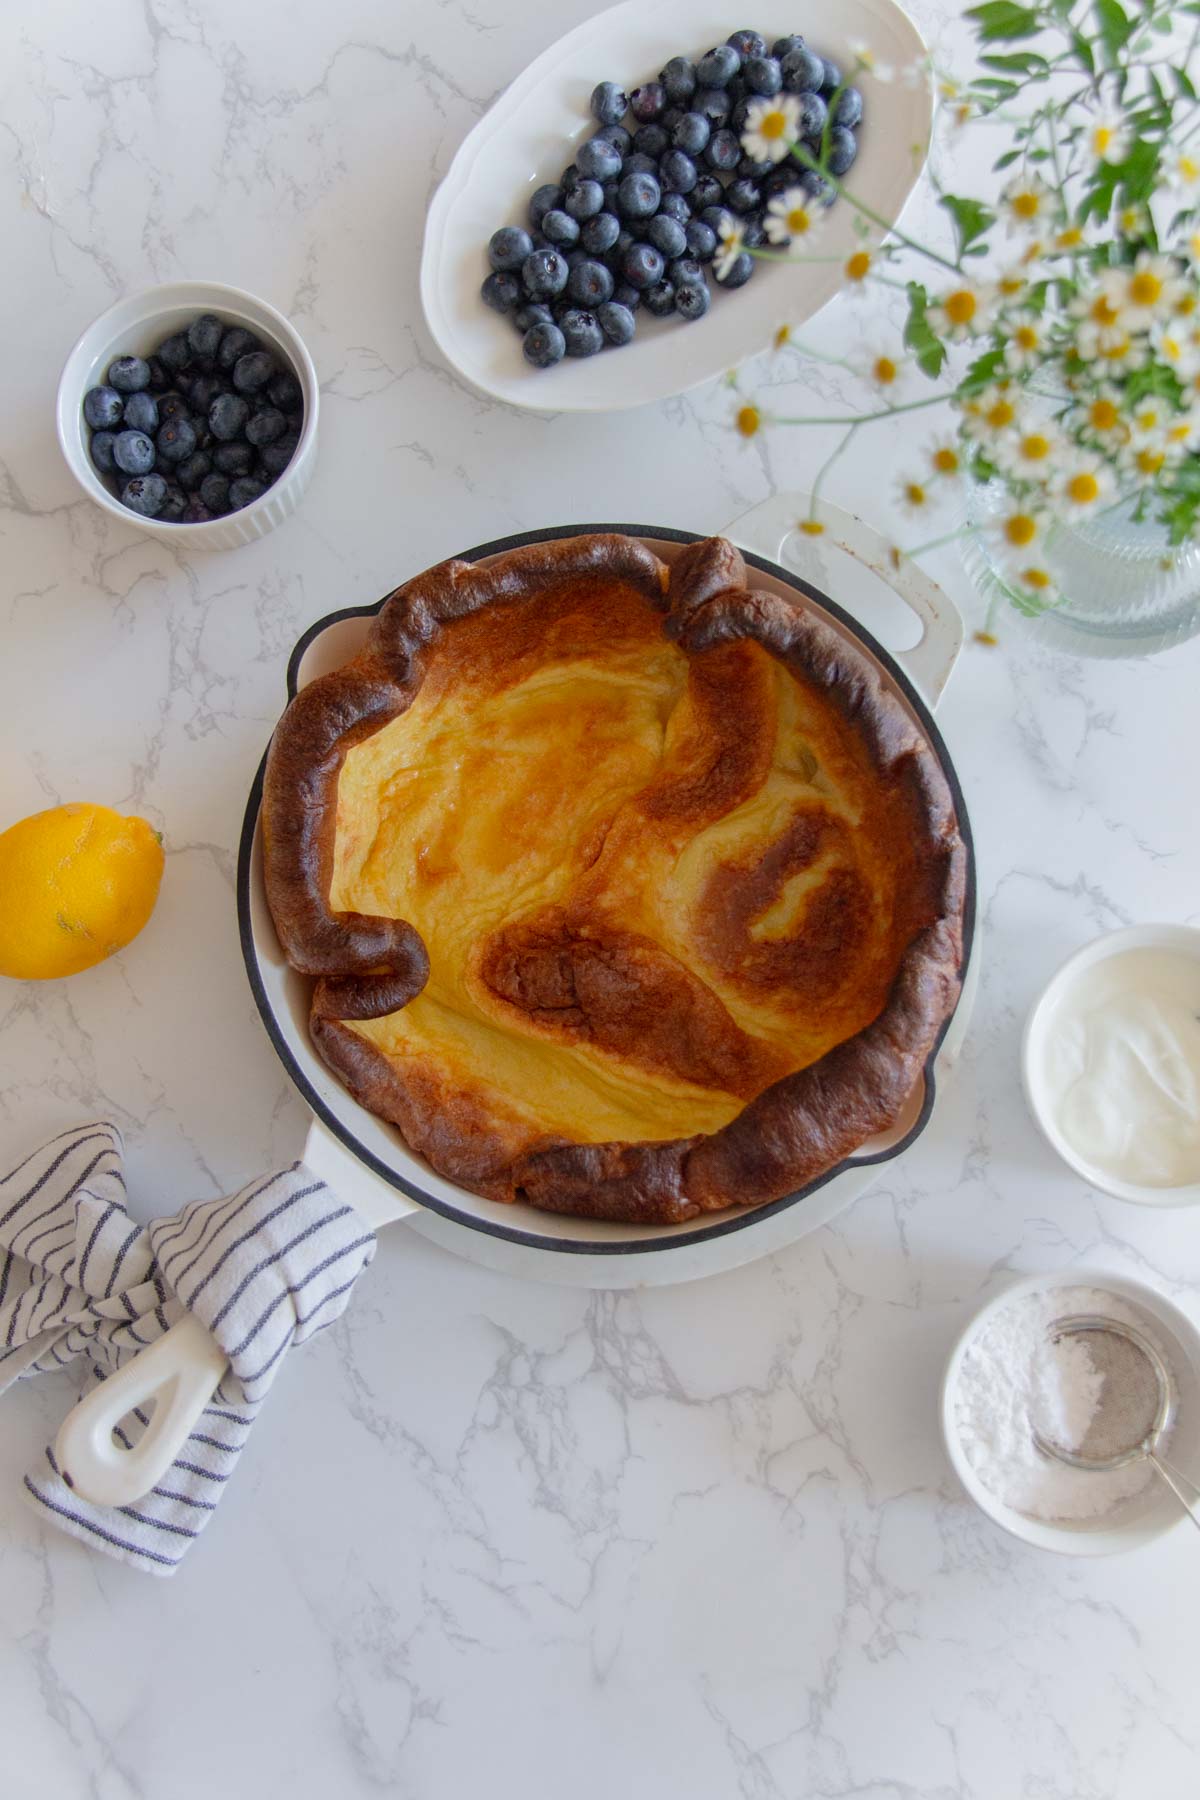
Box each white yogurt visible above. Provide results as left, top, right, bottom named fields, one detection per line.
left=1040, top=948, right=1200, bottom=1188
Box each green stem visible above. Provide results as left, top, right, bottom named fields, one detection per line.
left=810, top=421, right=861, bottom=512
left=902, top=522, right=974, bottom=558
left=766, top=393, right=952, bottom=426
left=789, top=143, right=963, bottom=275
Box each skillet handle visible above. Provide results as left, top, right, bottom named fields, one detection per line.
left=721, top=493, right=963, bottom=708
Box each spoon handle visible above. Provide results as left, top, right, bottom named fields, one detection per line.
left=1149, top=1452, right=1200, bottom=1532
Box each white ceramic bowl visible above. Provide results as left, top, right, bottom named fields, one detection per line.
left=940, top=1269, right=1200, bottom=1555
left=57, top=280, right=319, bottom=552
left=1022, top=923, right=1200, bottom=1207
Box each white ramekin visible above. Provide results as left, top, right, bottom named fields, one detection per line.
left=940, top=1269, right=1200, bottom=1555
left=56, top=281, right=319, bottom=553
left=1021, top=923, right=1200, bottom=1207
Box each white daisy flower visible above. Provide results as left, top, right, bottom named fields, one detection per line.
left=714, top=219, right=746, bottom=280
left=1086, top=328, right=1148, bottom=374
left=740, top=94, right=803, bottom=165
left=849, top=40, right=894, bottom=82
left=1085, top=107, right=1129, bottom=166
left=925, top=437, right=963, bottom=480
left=1168, top=150, right=1200, bottom=198
left=894, top=474, right=934, bottom=517
left=1185, top=229, right=1200, bottom=271
left=859, top=345, right=905, bottom=391
left=1012, top=563, right=1060, bottom=606
left=1058, top=455, right=1115, bottom=518
left=993, top=265, right=1031, bottom=308
left=1149, top=320, right=1200, bottom=379
left=959, top=383, right=1022, bottom=443
left=999, top=172, right=1053, bottom=233
left=765, top=188, right=825, bottom=247
left=1164, top=405, right=1200, bottom=451
left=1074, top=384, right=1128, bottom=448
left=927, top=282, right=994, bottom=341
left=1123, top=430, right=1173, bottom=481
left=1003, top=313, right=1049, bottom=374
left=1115, top=203, right=1150, bottom=239
left=989, top=503, right=1050, bottom=554
left=1120, top=253, right=1185, bottom=332
left=994, top=420, right=1062, bottom=482
left=1049, top=220, right=1091, bottom=256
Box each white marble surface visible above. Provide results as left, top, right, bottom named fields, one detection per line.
left=2, top=2, right=1200, bottom=1795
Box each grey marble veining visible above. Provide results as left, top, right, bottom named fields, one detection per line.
left=2, top=1, right=1199, bottom=1795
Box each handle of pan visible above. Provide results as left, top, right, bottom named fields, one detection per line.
left=721, top=493, right=964, bottom=708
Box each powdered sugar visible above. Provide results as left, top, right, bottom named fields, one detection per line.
left=953, top=1284, right=1159, bottom=1522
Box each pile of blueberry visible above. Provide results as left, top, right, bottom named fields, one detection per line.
left=81, top=314, right=304, bottom=522
left=481, top=29, right=863, bottom=369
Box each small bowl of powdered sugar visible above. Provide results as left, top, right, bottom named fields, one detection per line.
left=940, top=1270, right=1200, bottom=1554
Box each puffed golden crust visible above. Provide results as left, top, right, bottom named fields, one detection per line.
left=263, top=532, right=967, bottom=1223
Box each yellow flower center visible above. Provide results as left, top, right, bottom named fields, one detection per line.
left=1093, top=125, right=1114, bottom=154
left=974, top=629, right=1000, bottom=646
left=984, top=398, right=1017, bottom=429
left=1100, top=335, right=1132, bottom=361
left=932, top=446, right=960, bottom=474
left=903, top=481, right=928, bottom=507
left=1013, top=325, right=1039, bottom=352
left=788, top=206, right=814, bottom=234
left=1135, top=407, right=1161, bottom=431
left=1056, top=226, right=1084, bottom=250
left=1180, top=156, right=1200, bottom=182
left=1011, top=190, right=1041, bottom=219
left=1067, top=471, right=1100, bottom=505
left=944, top=289, right=977, bottom=326
left=1020, top=567, right=1053, bottom=590
left=1018, top=432, right=1052, bottom=462
left=1175, top=292, right=1198, bottom=317
left=953, top=103, right=971, bottom=127
left=737, top=405, right=761, bottom=437
left=1168, top=420, right=1192, bottom=442
left=1090, top=294, right=1120, bottom=326
left=1003, top=513, right=1039, bottom=547
left=774, top=324, right=792, bottom=350
left=873, top=356, right=898, bottom=385
left=1135, top=447, right=1165, bottom=474
left=1129, top=270, right=1163, bottom=307
left=760, top=110, right=788, bottom=141
left=1089, top=398, right=1119, bottom=431
left=998, top=274, right=1025, bottom=296
left=798, top=517, right=825, bottom=535
left=1119, top=208, right=1142, bottom=234
left=845, top=251, right=872, bottom=282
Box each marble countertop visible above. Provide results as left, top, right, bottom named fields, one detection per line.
left=2, top=1, right=1199, bottom=1795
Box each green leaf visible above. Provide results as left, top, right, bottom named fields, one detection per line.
left=1069, top=27, right=1096, bottom=71
left=979, top=50, right=1050, bottom=71
left=939, top=193, right=997, bottom=259
left=993, top=147, right=1022, bottom=169
left=1175, top=66, right=1198, bottom=101
left=903, top=283, right=948, bottom=381
left=1094, top=0, right=1134, bottom=61
left=961, top=346, right=1006, bottom=392
left=966, top=1, right=1041, bottom=39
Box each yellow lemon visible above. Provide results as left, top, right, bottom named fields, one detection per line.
left=0, top=803, right=164, bottom=980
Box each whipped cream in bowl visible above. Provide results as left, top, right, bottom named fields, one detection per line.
left=1023, top=924, right=1200, bottom=1206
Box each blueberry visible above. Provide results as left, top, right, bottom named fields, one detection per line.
left=514, top=301, right=554, bottom=333
left=590, top=81, right=628, bottom=125
left=658, top=191, right=692, bottom=224
left=156, top=416, right=197, bottom=463
left=782, top=47, right=825, bottom=94
left=773, top=34, right=806, bottom=59
left=529, top=183, right=563, bottom=228
left=157, top=391, right=191, bottom=424
left=660, top=55, right=697, bottom=105
left=112, top=429, right=156, bottom=475
left=560, top=163, right=583, bottom=194
left=661, top=105, right=685, bottom=133
left=259, top=433, right=298, bottom=477
left=228, top=476, right=266, bottom=511
left=482, top=270, right=522, bottom=312
left=559, top=308, right=605, bottom=357
left=834, top=87, right=864, bottom=129
left=267, top=369, right=303, bottom=414
left=616, top=170, right=660, bottom=219
left=596, top=301, right=636, bottom=345
left=715, top=250, right=755, bottom=288
left=107, top=355, right=151, bottom=394
left=762, top=167, right=796, bottom=200
left=695, top=87, right=732, bottom=129
left=675, top=279, right=711, bottom=321
left=621, top=241, right=665, bottom=289
left=521, top=246, right=569, bottom=298
left=705, top=127, right=740, bottom=171
left=565, top=179, right=605, bottom=222
left=659, top=149, right=697, bottom=194
left=697, top=45, right=740, bottom=88
left=187, top=314, right=225, bottom=362
left=685, top=218, right=718, bottom=260
left=744, top=55, right=783, bottom=96
left=568, top=257, right=614, bottom=306
left=727, top=29, right=766, bottom=57
left=145, top=356, right=169, bottom=392
left=700, top=204, right=736, bottom=236
left=186, top=373, right=225, bottom=415
left=629, top=82, right=666, bottom=123
left=634, top=122, right=669, bottom=159
left=177, top=450, right=212, bottom=492
left=120, top=473, right=168, bottom=517
left=827, top=127, right=858, bottom=176
left=199, top=472, right=231, bottom=515
left=799, top=93, right=829, bottom=141
left=643, top=280, right=676, bottom=318
left=727, top=178, right=762, bottom=215
left=246, top=406, right=287, bottom=447
left=541, top=208, right=580, bottom=248
left=738, top=154, right=774, bottom=182
left=489, top=225, right=534, bottom=270
left=183, top=499, right=212, bottom=524
left=576, top=135, right=623, bottom=182
left=612, top=282, right=642, bottom=311
left=799, top=168, right=836, bottom=205
left=89, top=430, right=117, bottom=473
left=690, top=172, right=725, bottom=212
left=232, top=350, right=276, bottom=392
left=731, top=95, right=754, bottom=133
left=821, top=58, right=844, bottom=91
left=158, top=481, right=187, bottom=522
left=581, top=211, right=621, bottom=255
left=157, top=333, right=191, bottom=374
left=522, top=320, right=567, bottom=368
left=214, top=327, right=258, bottom=372
left=209, top=392, right=251, bottom=440
left=612, top=227, right=637, bottom=266
left=669, top=256, right=705, bottom=288
left=595, top=124, right=631, bottom=158
left=622, top=151, right=659, bottom=179
left=741, top=214, right=767, bottom=249
left=671, top=111, right=711, bottom=156
left=646, top=214, right=687, bottom=259
left=121, top=390, right=159, bottom=434
left=83, top=386, right=124, bottom=430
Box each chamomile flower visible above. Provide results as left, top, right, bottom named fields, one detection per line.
left=1000, top=172, right=1053, bottom=233
left=1072, top=286, right=1129, bottom=360
left=1185, top=229, right=1200, bottom=272
left=995, top=421, right=1061, bottom=482
left=849, top=40, right=894, bottom=81
left=714, top=219, right=747, bottom=280
left=1012, top=563, right=1059, bottom=605
left=740, top=94, right=802, bottom=165
left=1116, top=203, right=1150, bottom=239
left=843, top=248, right=874, bottom=284
left=860, top=345, right=904, bottom=391
left=735, top=403, right=762, bottom=438
left=925, top=437, right=963, bottom=480
left=1168, top=150, right=1200, bottom=198
left=1058, top=455, right=1114, bottom=518
left=1119, top=253, right=1184, bottom=331
left=991, top=503, right=1049, bottom=554
left=765, top=188, right=824, bottom=247
left=960, top=383, right=1021, bottom=442
left=1164, top=406, right=1200, bottom=451
left=1090, top=329, right=1148, bottom=375
left=1125, top=431, right=1171, bottom=481
left=1003, top=313, right=1049, bottom=374
left=928, top=283, right=993, bottom=341
left=1129, top=398, right=1173, bottom=441
left=1075, top=385, right=1128, bottom=448
left=1084, top=106, right=1129, bottom=166
left=993, top=265, right=1030, bottom=307
left=1149, top=319, right=1200, bottom=379
left=1050, top=220, right=1091, bottom=255
left=894, top=475, right=933, bottom=517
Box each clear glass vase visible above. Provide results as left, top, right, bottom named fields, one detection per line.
left=961, top=481, right=1200, bottom=658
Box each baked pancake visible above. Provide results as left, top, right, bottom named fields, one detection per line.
left=263, top=533, right=967, bottom=1224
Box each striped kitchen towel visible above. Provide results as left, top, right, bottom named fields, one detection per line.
left=0, top=1121, right=375, bottom=1574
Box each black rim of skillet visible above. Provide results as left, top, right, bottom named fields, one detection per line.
left=237, top=522, right=977, bottom=1257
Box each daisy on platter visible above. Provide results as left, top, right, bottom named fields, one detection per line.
left=765, top=187, right=825, bottom=247
left=843, top=247, right=874, bottom=285
left=740, top=94, right=802, bottom=165
left=1003, top=312, right=1051, bottom=374
left=848, top=40, right=894, bottom=81
left=1057, top=455, right=1115, bottom=520
left=927, top=282, right=993, bottom=341
left=714, top=219, right=746, bottom=281
left=1084, top=105, right=1129, bottom=166
left=999, top=172, right=1053, bottom=234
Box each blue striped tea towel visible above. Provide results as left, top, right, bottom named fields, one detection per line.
left=0, top=1121, right=375, bottom=1573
